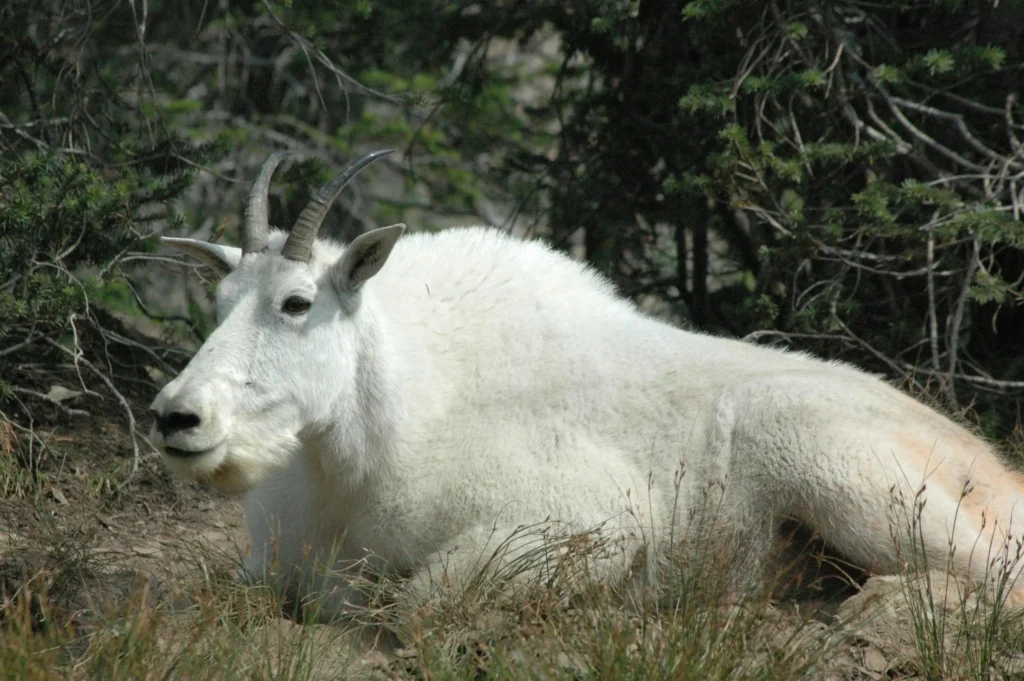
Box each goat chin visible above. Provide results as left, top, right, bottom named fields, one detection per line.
left=214, top=434, right=301, bottom=492
left=160, top=434, right=298, bottom=494
left=204, top=460, right=266, bottom=494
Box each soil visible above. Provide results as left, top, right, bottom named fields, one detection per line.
left=0, top=319, right=249, bottom=610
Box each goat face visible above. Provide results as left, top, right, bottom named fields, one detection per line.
left=148, top=150, right=402, bottom=492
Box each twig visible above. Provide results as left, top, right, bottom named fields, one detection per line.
left=0, top=111, right=49, bottom=148
left=44, top=338, right=154, bottom=484
left=925, top=227, right=941, bottom=373
left=742, top=330, right=850, bottom=344
left=127, top=0, right=159, bottom=144
left=944, top=232, right=982, bottom=409
left=890, top=95, right=1022, bottom=169
left=54, top=219, right=89, bottom=264
left=259, top=0, right=404, bottom=106
left=0, top=332, right=43, bottom=359
left=829, top=295, right=924, bottom=392
left=904, top=364, right=1024, bottom=391
left=96, top=326, right=185, bottom=376
left=904, top=79, right=1024, bottom=127
left=116, top=254, right=198, bottom=267
left=172, top=152, right=241, bottom=184
left=10, top=388, right=90, bottom=418
left=121, top=275, right=206, bottom=344
left=1005, top=93, right=1024, bottom=161
left=744, top=331, right=1024, bottom=391
left=878, top=86, right=986, bottom=173
left=0, top=410, right=48, bottom=478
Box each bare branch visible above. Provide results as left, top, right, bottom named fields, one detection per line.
left=925, top=227, right=941, bottom=373
left=259, top=0, right=405, bottom=107
left=44, top=338, right=156, bottom=482
left=890, top=95, right=1023, bottom=170
left=11, top=387, right=90, bottom=418
left=944, top=232, right=982, bottom=408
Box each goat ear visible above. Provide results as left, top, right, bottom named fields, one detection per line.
left=161, top=237, right=242, bottom=277
left=330, top=224, right=405, bottom=293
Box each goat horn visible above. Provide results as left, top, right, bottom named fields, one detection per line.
left=281, top=149, right=396, bottom=263
left=242, top=150, right=297, bottom=255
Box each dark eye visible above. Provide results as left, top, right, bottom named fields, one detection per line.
left=281, top=296, right=311, bottom=315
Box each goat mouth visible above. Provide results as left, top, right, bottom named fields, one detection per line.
left=163, top=446, right=212, bottom=459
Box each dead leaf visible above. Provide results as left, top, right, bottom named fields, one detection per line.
left=45, top=385, right=83, bottom=403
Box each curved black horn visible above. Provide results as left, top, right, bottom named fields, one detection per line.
left=242, top=150, right=297, bottom=255
left=281, top=149, right=396, bottom=262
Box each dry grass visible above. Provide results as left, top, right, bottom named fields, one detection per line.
left=4, top=377, right=1024, bottom=680
left=0, top=521, right=373, bottom=681
left=5, top=480, right=1024, bottom=681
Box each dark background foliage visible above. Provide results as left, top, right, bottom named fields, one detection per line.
left=2, top=0, right=1022, bottom=459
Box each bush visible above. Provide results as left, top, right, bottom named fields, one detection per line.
left=0, top=0, right=221, bottom=483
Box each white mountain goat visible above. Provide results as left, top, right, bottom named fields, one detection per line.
left=150, top=150, right=1024, bottom=622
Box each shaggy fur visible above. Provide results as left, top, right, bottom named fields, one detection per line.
left=150, top=225, right=1024, bottom=620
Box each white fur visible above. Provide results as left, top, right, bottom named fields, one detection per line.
left=151, top=225, right=1024, bottom=619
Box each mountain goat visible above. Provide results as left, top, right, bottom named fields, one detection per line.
left=150, top=150, right=1024, bottom=622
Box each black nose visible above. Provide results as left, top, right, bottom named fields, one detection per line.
left=150, top=409, right=201, bottom=437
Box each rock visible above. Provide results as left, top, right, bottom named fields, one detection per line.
left=132, top=545, right=162, bottom=557
left=144, top=366, right=169, bottom=386
left=97, top=515, right=117, bottom=528
left=1000, top=653, right=1024, bottom=675
left=863, top=646, right=887, bottom=674
left=86, top=546, right=116, bottom=558
left=198, top=530, right=229, bottom=544
left=505, top=649, right=527, bottom=666
left=555, top=651, right=587, bottom=674
left=361, top=650, right=391, bottom=669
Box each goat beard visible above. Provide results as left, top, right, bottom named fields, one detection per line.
left=203, top=461, right=256, bottom=493
left=200, top=434, right=300, bottom=493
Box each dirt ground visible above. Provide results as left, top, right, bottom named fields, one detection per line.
left=0, top=323, right=248, bottom=587
left=0, top=342, right=250, bottom=615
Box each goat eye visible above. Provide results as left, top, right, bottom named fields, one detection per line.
left=281, top=296, right=311, bottom=315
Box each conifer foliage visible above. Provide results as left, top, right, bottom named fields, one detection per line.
left=2, top=0, right=1022, bottom=449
